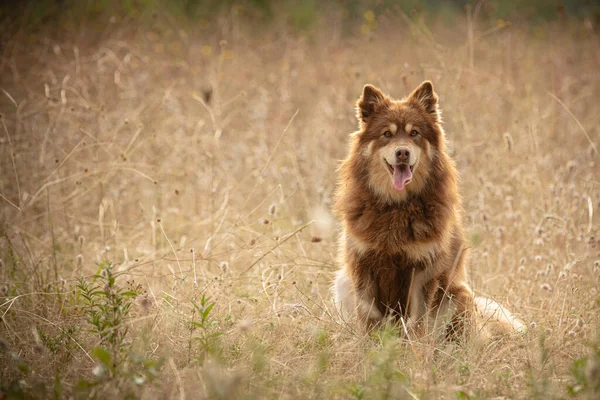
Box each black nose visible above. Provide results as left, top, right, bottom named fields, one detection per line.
left=395, top=147, right=410, bottom=162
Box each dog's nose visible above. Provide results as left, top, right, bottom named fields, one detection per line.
left=395, top=147, right=410, bottom=162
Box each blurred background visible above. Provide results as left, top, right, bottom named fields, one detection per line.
left=1, top=1, right=599, bottom=399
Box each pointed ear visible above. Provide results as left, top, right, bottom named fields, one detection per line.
left=408, top=81, right=439, bottom=117
left=357, top=84, right=387, bottom=122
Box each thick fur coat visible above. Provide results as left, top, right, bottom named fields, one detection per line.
left=333, top=82, right=521, bottom=338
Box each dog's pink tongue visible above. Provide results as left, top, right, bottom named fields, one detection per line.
left=392, top=164, right=412, bottom=191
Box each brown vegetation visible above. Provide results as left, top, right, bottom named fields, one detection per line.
left=0, top=6, right=599, bottom=399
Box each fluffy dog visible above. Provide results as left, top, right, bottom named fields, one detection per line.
left=332, top=81, right=523, bottom=338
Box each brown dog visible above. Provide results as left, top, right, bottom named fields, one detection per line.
left=332, top=81, right=475, bottom=338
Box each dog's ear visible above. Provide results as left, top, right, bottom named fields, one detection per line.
left=408, top=81, right=439, bottom=118
left=357, top=85, right=387, bottom=123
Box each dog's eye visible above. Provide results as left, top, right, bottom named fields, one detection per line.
left=410, top=129, right=419, bottom=137
left=383, top=130, right=393, bottom=138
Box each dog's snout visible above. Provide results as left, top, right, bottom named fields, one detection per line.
left=395, top=147, right=410, bottom=163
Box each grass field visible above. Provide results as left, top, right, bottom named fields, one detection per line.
left=1, top=2, right=599, bottom=398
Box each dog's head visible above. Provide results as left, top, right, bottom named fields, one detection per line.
left=354, top=81, right=444, bottom=201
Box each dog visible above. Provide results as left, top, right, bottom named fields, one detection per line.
left=332, top=81, right=524, bottom=339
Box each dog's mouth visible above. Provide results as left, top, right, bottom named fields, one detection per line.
left=385, top=161, right=414, bottom=191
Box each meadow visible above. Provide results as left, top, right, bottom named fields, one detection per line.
left=0, top=2, right=599, bottom=398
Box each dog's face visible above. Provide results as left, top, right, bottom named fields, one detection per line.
left=355, top=81, right=443, bottom=201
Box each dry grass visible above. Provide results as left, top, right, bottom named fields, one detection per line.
left=1, top=6, right=599, bottom=399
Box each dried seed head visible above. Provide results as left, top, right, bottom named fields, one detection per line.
left=535, top=270, right=544, bottom=279
left=576, top=318, right=585, bottom=328
left=529, top=321, right=537, bottom=329
left=535, top=255, right=542, bottom=262
left=201, top=84, right=213, bottom=104
left=139, top=295, right=152, bottom=311
left=76, top=254, right=84, bottom=266
left=238, top=319, right=252, bottom=333
left=503, top=132, right=514, bottom=151
left=219, top=261, right=229, bottom=272
left=93, top=364, right=106, bottom=378
left=558, top=271, right=567, bottom=279
left=518, top=265, right=525, bottom=273
left=268, top=204, right=277, bottom=216
left=567, top=330, right=577, bottom=338
left=78, top=235, right=85, bottom=246
left=566, top=160, right=578, bottom=173
left=541, top=283, right=552, bottom=291
left=520, top=257, right=526, bottom=265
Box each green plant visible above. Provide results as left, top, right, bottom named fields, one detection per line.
left=349, top=323, right=412, bottom=400
left=568, top=343, right=600, bottom=398
left=76, top=261, right=141, bottom=358
left=189, top=295, right=223, bottom=362
left=74, top=261, right=162, bottom=398
left=74, top=345, right=162, bottom=399
left=0, top=336, right=64, bottom=399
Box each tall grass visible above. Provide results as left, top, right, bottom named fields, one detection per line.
left=0, top=3, right=599, bottom=399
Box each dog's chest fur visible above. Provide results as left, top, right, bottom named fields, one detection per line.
left=347, top=191, right=451, bottom=252
left=344, top=193, right=455, bottom=318
left=352, top=248, right=438, bottom=317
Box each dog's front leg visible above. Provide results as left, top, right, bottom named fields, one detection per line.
left=355, top=287, right=384, bottom=331
left=405, top=269, right=427, bottom=338
left=334, top=269, right=383, bottom=330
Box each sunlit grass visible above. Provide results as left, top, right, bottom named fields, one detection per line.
left=0, top=4, right=599, bottom=399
